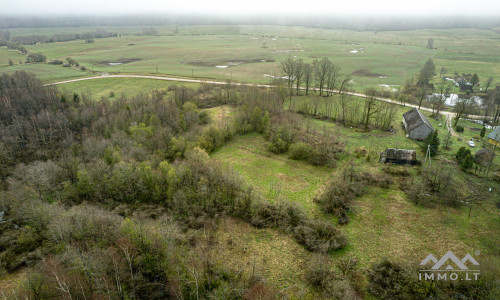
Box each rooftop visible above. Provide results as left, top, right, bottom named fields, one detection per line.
left=403, top=108, right=434, bottom=133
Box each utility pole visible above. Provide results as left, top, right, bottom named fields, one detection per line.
left=424, top=144, right=432, bottom=166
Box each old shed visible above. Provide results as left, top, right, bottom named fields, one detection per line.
left=380, top=148, right=417, bottom=165
left=402, top=108, right=434, bottom=140
left=475, top=148, right=495, bottom=166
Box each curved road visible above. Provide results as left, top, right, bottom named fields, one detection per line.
left=46, top=74, right=486, bottom=122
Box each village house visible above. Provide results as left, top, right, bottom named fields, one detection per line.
left=402, top=108, right=434, bottom=140
left=487, top=126, right=500, bottom=147
left=380, top=148, right=418, bottom=165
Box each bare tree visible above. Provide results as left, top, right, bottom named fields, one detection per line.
left=453, top=97, right=476, bottom=127
left=303, top=63, right=313, bottom=95
left=417, top=85, right=428, bottom=109
left=338, top=74, right=352, bottom=95
left=427, top=38, right=434, bottom=49
left=294, top=58, right=304, bottom=95
left=434, top=72, right=452, bottom=117
left=314, top=57, right=331, bottom=96
left=363, top=88, right=383, bottom=130
left=326, top=64, right=341, bottom=96
left=280, top=56, right=295, bottom=102
left=484, top=76, right=494, bottom=93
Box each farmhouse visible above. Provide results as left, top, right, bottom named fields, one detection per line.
left=487, top=127, right=500, bottom=147
left=380, top=148, right=417, bottom=165
left=402, top=108, right=434, bottom=140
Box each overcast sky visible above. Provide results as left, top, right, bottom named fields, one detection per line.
left=1, top=0, right=499, bottom=16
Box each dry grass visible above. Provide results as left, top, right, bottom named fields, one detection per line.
left=0, top=268, right=29, bottom=298
left=214, top=217, right=319, bottom=298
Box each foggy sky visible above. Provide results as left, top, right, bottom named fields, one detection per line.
left=2, top=0, right=500, bottom=16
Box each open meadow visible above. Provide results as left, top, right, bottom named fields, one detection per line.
left=1, top=25, right=500, bottom=90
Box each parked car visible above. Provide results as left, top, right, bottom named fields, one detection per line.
left=468, top=141, right=475, bottom=147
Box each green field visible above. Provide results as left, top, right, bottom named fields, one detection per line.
left=210, top=131, right=499, bottom=270
left=1, top=25, right=499, bottom=89
left=57, top=77, right=200, bottom=99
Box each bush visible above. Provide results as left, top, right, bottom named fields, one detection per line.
left=251, top=200, right=306, bottom=231
left=456, top=125, right=464, bottom=132
left=315, top=184, right=355, bottom=225
left=288, top=142, right=312, bottom=160
left=48, top=60, right=63, bottom=65
left=368, top=259, right=410, bottom=299
left=305, top=254, right=333, bottom=287
left=293, top=220, right=347, bottom=252
left=267, top=125, right=295, bottom=154
left=26, top=53, right=46, bottom=63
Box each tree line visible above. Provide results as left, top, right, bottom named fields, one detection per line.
left=0, top=29, right=118, bottom=46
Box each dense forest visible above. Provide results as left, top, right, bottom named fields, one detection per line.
left=0, top=71, right=497, bottom=299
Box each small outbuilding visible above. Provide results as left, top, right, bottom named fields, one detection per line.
left=403, top=108, right=434, bottom=140
left=475, top=148, right=495, bottom=166
left=380, top=148, right=417, bottom=165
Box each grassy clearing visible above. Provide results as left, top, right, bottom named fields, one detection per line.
left=210, top=119, right=499, bottom=272
left=204, top=105, right=236, bottom=127
left=215, top=217, right=317, bottom=298
left=57, top=77, right=200, bottom=99
left=211, top=133, right=333, bottom=216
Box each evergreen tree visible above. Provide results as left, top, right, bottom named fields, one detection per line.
left=423, top=130, right=440, bottom=156
left=460, top=154, right=473, bottom=170
left=456, top=146, right=471, bottom=162
left=480, top=127, right=486, bottom=138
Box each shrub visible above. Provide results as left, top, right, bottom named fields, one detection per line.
left=26, top=53, right=46, bottom=63
left=251, top=200, right=306, bottom=231
left=293, top=220, right=347, bottom=252
left=288, top=142, right=312, bottom=160
left=267, top=125, right=295, bottom=154
left=48, top=60, right=63, bottom=65
left=315, top=184, right=355, bottom=225
left=368, top=259, right=410, bottom=299
left=305, top=254, right=333, bottom=287
left=455, top=125, right=464, bottom=132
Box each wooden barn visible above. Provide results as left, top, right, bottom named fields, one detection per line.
left=402, top=108, right=434, bottom=140
left=380, top=148, right=417, bottom=165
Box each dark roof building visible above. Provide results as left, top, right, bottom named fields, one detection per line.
left=403, top=108, right=434, bottom=140
left=380, top=148, right=417, bottom=165
left=474, top=148, right=495, bottom=166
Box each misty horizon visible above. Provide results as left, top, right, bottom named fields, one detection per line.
left=1, top=0, right=500, bottom=17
